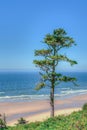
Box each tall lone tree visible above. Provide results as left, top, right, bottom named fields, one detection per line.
left=33, top=28, right=77, bottom=117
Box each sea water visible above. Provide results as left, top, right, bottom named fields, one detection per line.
left=0, top=72, right=87, bottom=102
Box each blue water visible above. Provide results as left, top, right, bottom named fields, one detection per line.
left=0, top=72, right=87, bottom=102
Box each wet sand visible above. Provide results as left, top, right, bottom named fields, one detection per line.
left=0, top=93, right=87, bottom=126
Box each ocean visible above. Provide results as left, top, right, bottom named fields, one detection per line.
left=0, top=72, right=87, bottom=102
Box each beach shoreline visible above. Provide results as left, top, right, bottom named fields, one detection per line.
left=0, top=93, right=87, bottom=126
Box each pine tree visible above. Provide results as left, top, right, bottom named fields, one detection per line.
left=33, top=28, right=77, bottom=117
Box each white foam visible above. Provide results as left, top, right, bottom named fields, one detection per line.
left=0, top=89, right=87, bottom=101
left=61, top=89, right=87, bottom=95
left=0, top=94, right=50, bottom=100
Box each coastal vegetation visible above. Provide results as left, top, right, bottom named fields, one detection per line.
left=2, top=106, right=87, bottom=130
left=0, top=114, right=6, bottom=129
left=16, top=117, right=28, bottom=125
left=33, top=28, right=77, bottom=117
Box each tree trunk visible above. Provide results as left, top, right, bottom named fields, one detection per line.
left=50, top=86, right=54, bottom=117
left=50, top=46, right=56, bottom=117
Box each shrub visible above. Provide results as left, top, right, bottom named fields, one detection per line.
left=82, top=103, right=87, bottom=111
left=0, top=113, right=7, bottom=129
left=17, top=117, right=28, bottom=125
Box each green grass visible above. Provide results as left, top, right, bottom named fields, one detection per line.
left=1, top=110, right=87, bottom=130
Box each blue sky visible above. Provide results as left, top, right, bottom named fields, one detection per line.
left=0, top=0, right=87, bottom=72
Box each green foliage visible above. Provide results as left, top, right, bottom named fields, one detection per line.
left=82, top=103, right=87, bottom=111
left=35, top=49, right=52, bottom=56
left=34, top=28, right=77, bottom=89
left=44, top=28, right=76, bottom=47
left=7, top=110, right=87, bottom=130
left=34, top=28, right=77, bottom=88
left=8, top=121, right=41, bottom=130
left=35, top=82, right=46, bottom=90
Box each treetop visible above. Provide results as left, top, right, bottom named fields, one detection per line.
left=44, top=28, right=76, bottom=48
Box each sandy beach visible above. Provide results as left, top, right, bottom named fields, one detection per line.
left=0, top=93, right=87, bottom=126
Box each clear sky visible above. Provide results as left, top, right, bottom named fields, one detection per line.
left=0, top=0, right=87, bottom=72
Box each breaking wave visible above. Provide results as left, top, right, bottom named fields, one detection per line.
left=0, top=89, right=87, bottom=102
